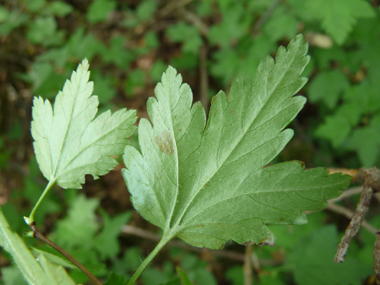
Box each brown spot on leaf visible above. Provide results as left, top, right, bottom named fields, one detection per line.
left=258, top=238, right=275, bottom=247
left=154, top=130, right=175, bottom=155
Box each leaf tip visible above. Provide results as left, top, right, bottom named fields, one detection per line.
left=80, top=58, right=90, bottom=70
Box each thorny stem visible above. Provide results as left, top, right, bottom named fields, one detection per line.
left=127, top=231, right=174, bottom=285
left=28, top=180, right=56, bottom=224
left=29, top=222, right=102, bottom=285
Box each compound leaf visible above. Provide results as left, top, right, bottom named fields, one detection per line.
left=31, top=59, right=137, bottom=189
left=122, top=35, right=351, bottom=249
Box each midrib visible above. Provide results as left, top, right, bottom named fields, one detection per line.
left=172, top=53, right=298, bottom=229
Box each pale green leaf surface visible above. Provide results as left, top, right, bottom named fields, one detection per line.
left=31, top=59, right=137, bottom=188
left=123, top=35, right=351, bottom=249
left=37, top=254, right=76, bottom=285
left=31, top=248, right=76, bottom=269
left=0, top=209, right=75, bottom=285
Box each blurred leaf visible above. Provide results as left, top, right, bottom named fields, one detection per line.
left=26, top=0, right=46, bottom=12
left=308, top=70, right=350, bottom=109
left=315, top=99, right=362, bottom=149
left=141, top=262, right=178, bottom=285
left=226, top=265, right=286, bottom=285
left=217, top=0, right=234, bottom=11
left=344, top=83, right=380, bottom=114
left=37, top=47, right=69, bottom=68
left=262, top=6, right=298, bottom=42
left=176, top=267, right=195, bottom=285
left=345, top=126, right=380, bottom=167
left=314, top=46, right=349, bottom=70
left=210, top=48, right=240, bottom=85
left=87, top=0, right=117, bottom=23
left=91, top=70, right=116, bottom=103
left=150, top=60, right=167, bottom=82
left=259, top=275, right=286, bottom=285
left=0, top=151, right=11, bottom=170
left=316, top=115, right=351, bottom=148
left=209, top=4, right=251, bottom=48
left=27, top=16, right=64, bottom=46
left=225, top=266, right=245, bottom=285
left=289, top=226, right=372, bottom=285
left=335, top=102, right=362, bottom=126
left=1, top=203, right=22, bottom=233
left=102, top=36, right=134, bottom=69
left=104, top=272, right=127, bottom=285
left=68, top=28, right=106, bottom=61
left=0, top=6, right=8, bottom=21
left=196, top=0, right=213, bottom=16
left=144, top=31, right=159, bottom=49
left=45, top=1, right=73, bottom=17
left=0, top=9, right=29, bottom=35
left=112, top=246, right=143, bottom=275
left=316, top=0, right=375, bottom=45
left=290, top=0, right=375, bottom=44
left=125, top=69, right=145, bottom=95
left=237, top=35, right=275, bottom=79
left=26, top=62, right=70, bottom=99
left=167, top=23, right=203, bottom=55
left=136, top=0, right=157, bottom=20
left=7, top=121, right=23, bottom=140
left=94, top=210, right=132, bottom=260
left=180, top=254, right=217, bottom=285
left=171, top=53, right=198, bottom=70
left=1, top=265, right=26, bottom=285
left=52, top=194, right=99, bottom=249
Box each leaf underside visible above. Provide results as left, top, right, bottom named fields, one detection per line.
left=0, top=209, right=75, bottom=285
left=122, top=35, right=351, bottom=249
left=32, top=59, right=137, bottom=189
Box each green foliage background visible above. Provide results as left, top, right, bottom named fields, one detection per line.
left=0, top=0, right=379, bottom=284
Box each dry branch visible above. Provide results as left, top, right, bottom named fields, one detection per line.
left=333, top=167, right=380, bottom=264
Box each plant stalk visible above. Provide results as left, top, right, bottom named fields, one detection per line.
left=30, top=222, right=102, bottom=285
left=127, top=232, right=173, bottom=285
left=28, top=179, right=56, bottom=224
